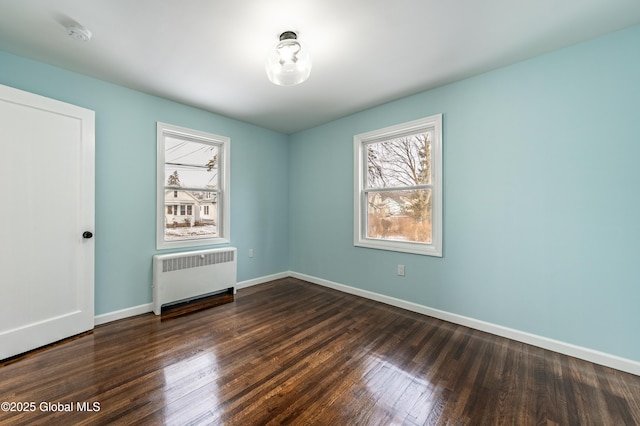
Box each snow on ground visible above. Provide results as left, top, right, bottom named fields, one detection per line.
left=165, top=225, right=217, bottom=241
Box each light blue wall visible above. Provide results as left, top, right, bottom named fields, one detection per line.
left=0, top=51, right=290, bottom=315
left=2, top=24, right=640, bottom=363
left=289, top=25, right=640, bottom=362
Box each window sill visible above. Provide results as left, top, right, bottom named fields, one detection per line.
left=355, top=238, right=442, bottom=257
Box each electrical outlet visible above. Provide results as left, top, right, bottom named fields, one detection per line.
left=248, top=249, right=254, bottom=258
left=397, top=264, right=405, bottom=276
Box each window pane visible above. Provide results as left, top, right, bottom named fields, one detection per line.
left=164, top=190, right=218, bottom=241
left=165, top=136, right=219, bottom=189
left=366, top=189, right=432, bottom=243
left=366, top=132, right=431, bottom=188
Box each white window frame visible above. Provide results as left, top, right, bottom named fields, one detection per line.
left=353, top=114, right=442, bottom=257
left=156, top=122, right=230, bottom=250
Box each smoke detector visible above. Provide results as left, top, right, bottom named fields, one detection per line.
left=67, top=25, right=92, bottom=42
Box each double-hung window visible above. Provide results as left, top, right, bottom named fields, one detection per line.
left=354, top=114, right=442, bottom=256
left=157, top=122, right=230, bottom=249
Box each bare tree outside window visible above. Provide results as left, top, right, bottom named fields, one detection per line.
left=366, top=132, right=433, bottom=243
left=354, top=114, right=442, bottom=256
left=167, top=170, right=181, bottom=187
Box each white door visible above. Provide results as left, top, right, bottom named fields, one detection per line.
left=0, top=84, right=94, bottom=360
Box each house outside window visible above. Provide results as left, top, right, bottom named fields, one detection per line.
left=157, top=122, right=230, bottom=249
left=354, top=114, right=442, bottom=257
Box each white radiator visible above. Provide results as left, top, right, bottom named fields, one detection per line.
left=152, top=247, right=237, bottom=315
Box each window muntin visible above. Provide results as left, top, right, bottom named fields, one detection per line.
left=354, top=114, right=442, bottom=256
left=157, top=123, right=230, bottom=249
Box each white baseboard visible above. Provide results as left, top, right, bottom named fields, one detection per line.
left=289, top=271, right=640, bottom=377
left=94, top=303, right=153, bottom=326
left=93, top=271, right=639, bottom=376
left=236, top=271, right=290, bottom=289
left=93, top=271, right=290, bottom=326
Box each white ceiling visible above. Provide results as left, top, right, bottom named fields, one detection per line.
left=1, top=0, right=640, bottom=134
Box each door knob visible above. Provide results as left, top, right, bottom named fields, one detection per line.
left=82, top=231, right=93, bottom=239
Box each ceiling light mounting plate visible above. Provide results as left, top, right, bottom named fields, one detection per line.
left=279, top=31, right=298, bottom=41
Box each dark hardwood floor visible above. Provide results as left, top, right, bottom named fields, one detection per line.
left=1, top=277, right=639, bottom=425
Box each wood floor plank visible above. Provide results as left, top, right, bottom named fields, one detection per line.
left=1, top=277, right=640, bottom=425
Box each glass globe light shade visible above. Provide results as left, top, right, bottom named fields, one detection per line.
left=265, top=31, right=312, bottom=86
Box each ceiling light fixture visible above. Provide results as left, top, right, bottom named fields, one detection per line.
left=265, top=31, right=311, bottom=86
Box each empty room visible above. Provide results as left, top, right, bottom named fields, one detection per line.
left=1, top=0, right=640, bottom=424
